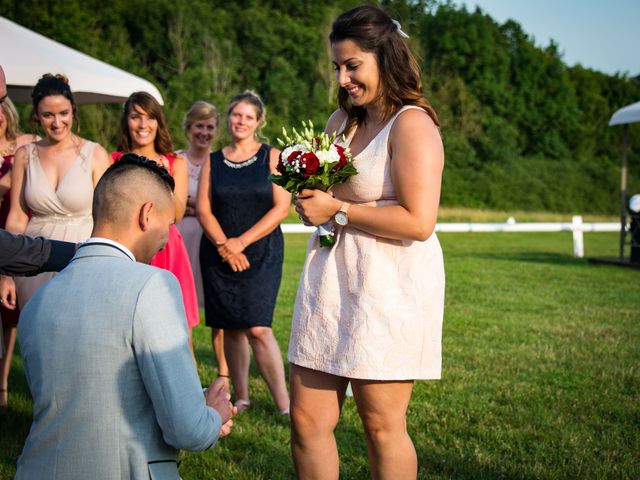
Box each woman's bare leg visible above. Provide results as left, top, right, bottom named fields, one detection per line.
left=247, top=326, right=289, bottom=412
left=290, top=364, right=349, bottom=479
left=224, top=329, right=250, bottom=405
left=351, top=379, right=417, bottom=480
left=0, top=325, right=17, bottom=411
left=211, top=327, right=229, bottom=386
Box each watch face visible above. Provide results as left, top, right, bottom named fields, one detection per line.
left=335, top=211, right=348, bottom=226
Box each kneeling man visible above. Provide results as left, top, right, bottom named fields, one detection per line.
left=16, top=154, right=234, bottom=479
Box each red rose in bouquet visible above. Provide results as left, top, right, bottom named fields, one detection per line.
left=333, top=144, right=348, bottom=170
left=299, top=152, right=320, bottom=177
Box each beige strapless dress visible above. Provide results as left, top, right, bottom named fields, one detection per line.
left=15, top=142, right=96, bottom=308
left=175, top=153, right=204, bottom=308
left=288, top=106, right=445, bottom=380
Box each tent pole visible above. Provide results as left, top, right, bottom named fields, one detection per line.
left=619, top=124, right=628, bottom=261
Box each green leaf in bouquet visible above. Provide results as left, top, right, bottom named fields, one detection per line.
left=319, top=232, right=336, bottom=247
left=268, top=173, right=286, bottom=187
left=286, top=179, right=299, bottom=192
left=310, top=177, right=329, bottom=191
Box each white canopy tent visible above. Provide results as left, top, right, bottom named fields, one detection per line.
left=609, top=101, right=640, bottom=261
left=0, top=16, right=163, bottom=105
left=609, top=101, right=640, bottom=126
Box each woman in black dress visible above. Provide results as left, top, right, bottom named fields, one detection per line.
left=197, top=91, right=290, bottom=413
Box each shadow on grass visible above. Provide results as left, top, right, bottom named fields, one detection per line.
left=421, top=452, right=541, bottom=480
left=0, top=360, right=32, bottom=477
left=194, top=345, right=216, bottom=368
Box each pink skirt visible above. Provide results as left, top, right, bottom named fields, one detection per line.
left=150, top=225, right=200, bottom=328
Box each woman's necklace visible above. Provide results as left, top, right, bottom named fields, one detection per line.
left=184, top=149, right=208, bottom=181
left=223, top=141, right=260, bottom=168
left=44, top=134, right=80, bottom=155
left=185, top=149, right=208, bottom=166
left=0, top=139, right=17, bottom=157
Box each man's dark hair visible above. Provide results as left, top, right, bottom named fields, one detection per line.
left=107, top=153, right=175, bottom=192
left=92, top=153, right=175, bottom=225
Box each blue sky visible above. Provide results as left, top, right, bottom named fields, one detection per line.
left=453, top=0, right=640, bottom=76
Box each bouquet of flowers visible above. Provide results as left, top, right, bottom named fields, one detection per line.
left=269, top=121, right=357, bottom=247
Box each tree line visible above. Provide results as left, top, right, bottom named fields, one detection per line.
left=2, top=0, right=639, bottom=213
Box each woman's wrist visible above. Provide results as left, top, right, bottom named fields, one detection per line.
left=332, top=198, right=343, bottom=216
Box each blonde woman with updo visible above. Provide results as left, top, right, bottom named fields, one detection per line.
left=197, top=91, right=290, bottom=413
left=176, top=100, right=229, bottom=379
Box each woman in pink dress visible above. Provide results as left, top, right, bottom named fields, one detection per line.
left=290, top=6, right=445, bottom=479
left=114, top=92, right=200, bottom=360
left=0, top=96, right=37, bottom=412
left=176, top=101, right=229, bottom=379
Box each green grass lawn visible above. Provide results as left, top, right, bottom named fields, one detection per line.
left=1, top=232, right=638, bottom=479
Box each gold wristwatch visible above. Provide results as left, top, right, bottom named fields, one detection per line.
left=334, top=202, right=350, bottom=226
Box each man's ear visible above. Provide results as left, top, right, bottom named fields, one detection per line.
left=138, top=202, right=154, bottom=231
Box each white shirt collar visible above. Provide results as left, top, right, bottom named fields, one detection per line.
left=83, top=237, right=136, bottom=262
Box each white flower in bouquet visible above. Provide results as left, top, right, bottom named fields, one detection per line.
left=316, top=145, right=342, bottom=166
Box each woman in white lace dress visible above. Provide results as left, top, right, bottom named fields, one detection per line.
left=176, top=101, right=229, bottom=380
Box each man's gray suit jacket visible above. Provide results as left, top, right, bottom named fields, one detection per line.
left=15, top=243, right=221, bottom=479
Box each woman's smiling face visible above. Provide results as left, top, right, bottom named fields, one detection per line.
left=228, top=101, right=259, bottom=142
left=36, top=95, right=74, bottom=143
left=127, top=103, right=158, bottom=149
left=188, top=116, right=217, bottom=149
left=332, top=39, right=381, bottom=109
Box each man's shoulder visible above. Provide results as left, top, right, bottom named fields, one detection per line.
left=96, top=260, right=181, bottom=303
left=32, top=255, right=176, bottom=304
left=88, top=258, right=179, bottom=293
left=73, top=252, right=163, bottom=278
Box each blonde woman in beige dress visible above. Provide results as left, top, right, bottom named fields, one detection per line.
left=176, top=100, right=230, bottom=380
left=3, top=74, right=110, bottom=310
left=177, top=101, right=219, bottom=308
left=290, top=6, right=445, bottom=479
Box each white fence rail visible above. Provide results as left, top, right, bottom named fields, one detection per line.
left=280, top=216, right=620, bottom=258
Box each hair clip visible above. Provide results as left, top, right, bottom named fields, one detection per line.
left=392, top=19, right=410, bottom=39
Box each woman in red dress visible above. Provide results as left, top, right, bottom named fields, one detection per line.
left=114, top=92, right=200, bottom=362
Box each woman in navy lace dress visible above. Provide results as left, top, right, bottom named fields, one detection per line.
left=197, top=91, right=290, bottom=413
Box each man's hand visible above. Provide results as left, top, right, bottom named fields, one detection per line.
left=218, top=416, right=236, bottom=438
left=204, top=377, right=237, bottom=436
left=0, top=275, right=16, bottom=310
